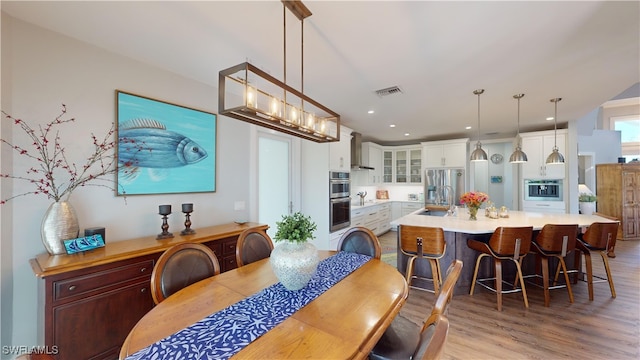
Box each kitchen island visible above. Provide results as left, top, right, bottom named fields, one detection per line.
left=391, top=210, right=617, bottom=294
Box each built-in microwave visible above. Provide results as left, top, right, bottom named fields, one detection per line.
left=329, top=171, right=350, bottom=199
left=524, top=179, right=563, bottom=201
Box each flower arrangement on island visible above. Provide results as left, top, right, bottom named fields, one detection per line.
left=0, top=104, right=124, bottom=204
left=459, top=191, right=489, bottom=220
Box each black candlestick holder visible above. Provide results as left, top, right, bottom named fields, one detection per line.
left=157, top=205, right=174, bottom=240
left=181, top=203, right=195, bottom=235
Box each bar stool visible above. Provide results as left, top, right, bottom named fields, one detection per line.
left=398, top=225, right=446, bottom=294
left=468, top=226, right=533, bottom=311
left=528, top=224, right=578, bottom=307
left=573, top=221, right=619, bottom=300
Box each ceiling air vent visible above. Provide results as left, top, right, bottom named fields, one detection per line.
left=375, top=86, right=403, bottom=97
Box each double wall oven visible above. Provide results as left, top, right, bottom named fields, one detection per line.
left=330, top=171, right=351, bottom=232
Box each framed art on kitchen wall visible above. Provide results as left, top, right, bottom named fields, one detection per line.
left=116, top=90, right=217, bottom=195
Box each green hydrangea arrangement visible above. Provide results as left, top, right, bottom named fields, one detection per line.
left=273, top=212, right=317, bottom=243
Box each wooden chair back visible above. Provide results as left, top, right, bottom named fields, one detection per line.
left=150, top=242, right=220, bottom=304
left=582, top=222, right=620, bottom=250
left=412, top=314, right=450, bottom=360
left=488, top=227, right=533, bottom=258
left=337, top=227, right=382, bottom=259
left=399, top=225, right=446, bottom=257
left=236, top=228, right=274, bottom=267
left=429, top=259, right=463, bottom=320
left=535, top=224, right=578, bottom=256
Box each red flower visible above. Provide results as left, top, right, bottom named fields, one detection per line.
left=0, top=105, right=123, bottom=203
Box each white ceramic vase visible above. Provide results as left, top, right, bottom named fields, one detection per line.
left=270, top=241, right=319, bottom=290
left=41, top=201, right=80, bottom=255
left=579, top=201, right=596, bottom=215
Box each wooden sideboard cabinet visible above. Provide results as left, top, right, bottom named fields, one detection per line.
left=596, top=163, right=640, bottom=240
left=30, top=223, right=268, bottom=360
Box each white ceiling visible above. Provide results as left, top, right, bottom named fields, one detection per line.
left=2, top=0, right=639, bottom=145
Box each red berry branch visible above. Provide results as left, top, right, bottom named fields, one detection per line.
left=0, top=104, right=125, bottom=204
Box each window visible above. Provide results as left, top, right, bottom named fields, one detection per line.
left=611, top=115, right=640, bottom=161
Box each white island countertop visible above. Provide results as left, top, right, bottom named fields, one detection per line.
left=391, top=209, right=616, bottom=234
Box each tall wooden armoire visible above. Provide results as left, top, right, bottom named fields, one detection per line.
left=596, top=163, right=640, bottom=240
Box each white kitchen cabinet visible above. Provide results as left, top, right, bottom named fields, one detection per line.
left=382, top=146, right=422, bottom=184
left=350, top=203, right=392, bottom=236
left=329, top=227, right=349, bottom=251
left=401, top=202, right=423, bottom=216
left=329, top=125, right=352, bottom=171
left=377, top=203, right=392, bottom=234
left=361, top=142, right=383, bottom=184
left=422, top=139, right=469, bottom=168
left=520, top=130, right=567, bottom=179
left=382, top=150, right=393, bottom=183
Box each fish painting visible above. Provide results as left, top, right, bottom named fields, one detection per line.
left=118, top=118, right=208, bottom=183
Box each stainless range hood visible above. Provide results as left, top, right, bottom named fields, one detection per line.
left=350, top=132, right=374, bottom=170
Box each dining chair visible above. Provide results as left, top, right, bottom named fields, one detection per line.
left=398, top=225, right=446, bottom=294
left=337, top=226, right=382, bottom=259
left=527, top=224, right=578, bottom=306
left=573, top=221, right=619, bottom=301
left=150, top=242, right=220, bottom=304
left=468, top=226, right=533, bottom=311
left=235, top=228, right=274, bottom=267
left=369, top=259, right=462, bottom=360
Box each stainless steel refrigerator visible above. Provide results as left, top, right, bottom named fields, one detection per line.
left=424, top=168, right=465, bottom=206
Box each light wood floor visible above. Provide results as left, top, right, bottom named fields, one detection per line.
left=377, top=231, right=640, bottom=359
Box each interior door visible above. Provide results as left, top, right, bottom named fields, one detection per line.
left=258, top=133, right=293, bottom=238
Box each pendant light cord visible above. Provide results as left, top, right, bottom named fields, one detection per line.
left=551, top=97, right=562, bottom=149
left=473, top=89, right=484, bottom=144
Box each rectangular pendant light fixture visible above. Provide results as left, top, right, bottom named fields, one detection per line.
left=218, top=62, right=340, bottom=142
left=218, top=1, right=340, bottom=143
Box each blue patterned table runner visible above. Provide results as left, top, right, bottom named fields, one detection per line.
left=125, top=251, right=372, bottom=360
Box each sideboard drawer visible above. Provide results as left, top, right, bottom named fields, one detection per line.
left=222, top=237, right=237, bottom=256
left=54, top=260, right=153, bottom=301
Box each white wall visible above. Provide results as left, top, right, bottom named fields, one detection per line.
left=1, top=14, right=254, bottom=354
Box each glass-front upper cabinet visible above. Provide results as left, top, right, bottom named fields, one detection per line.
left=410, top=149, right=422, bottom=183
left=383, top=150, right=393, bottom=183
left=396, top=151, right=407, bottom=183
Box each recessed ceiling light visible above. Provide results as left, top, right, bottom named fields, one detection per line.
left=546, top=117, right=554, bottom=121
left=404, top=133, right=410, bottom=137
left=389, top=124, right=396, bottom=128
left=368, top=110, right=375, bottom=114
left=465, top=126, right=472, bottom=130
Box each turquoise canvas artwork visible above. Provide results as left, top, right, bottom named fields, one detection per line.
left=116, top=91, right=216, bottom=195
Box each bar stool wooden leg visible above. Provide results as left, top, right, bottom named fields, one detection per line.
left=599, top=252, right=616, bottom=298
left=584, top=251, right=594, bottom=301
left=428, top=259, right=440, bottom=295
left=495, top=259, right=503, bottom=311
left=557, top=256, right=574, bottom=303
left=541, top=256, right=551, bottom=307
left=405, top=256, right=417, bottom=287
left=469, top=253, right=487, bottom=295
left=513, top=259, right=529, bottom=309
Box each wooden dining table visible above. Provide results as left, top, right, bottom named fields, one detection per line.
left=119, top=250, right=409, bottom=359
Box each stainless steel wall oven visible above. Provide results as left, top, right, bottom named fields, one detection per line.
left=330, top=171, right=351, bottom=232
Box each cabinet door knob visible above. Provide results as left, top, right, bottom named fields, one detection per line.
left=140, top=288, right=146, bottom=293
left=68, top=285, right=76, bottom=291
left=140, top=267, right=147, bottom=273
